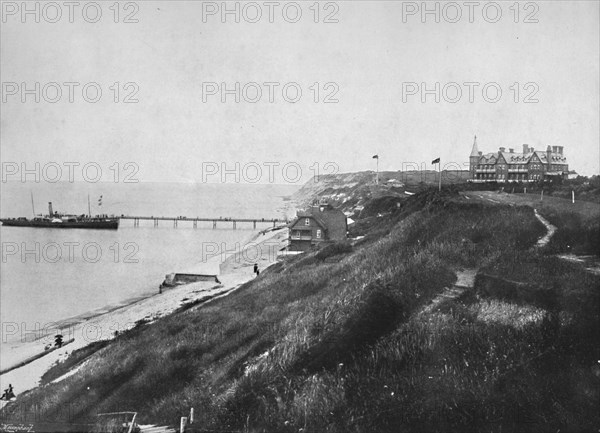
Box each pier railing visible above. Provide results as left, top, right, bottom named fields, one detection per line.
left=119, top=216, right=289, bottom=229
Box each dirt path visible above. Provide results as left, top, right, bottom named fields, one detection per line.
left=418, top=269, right=477, bottom=316
left=533, top=209, right=557, bottom=248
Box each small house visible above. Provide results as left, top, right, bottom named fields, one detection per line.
left=288, top=202, right=347, bottom=252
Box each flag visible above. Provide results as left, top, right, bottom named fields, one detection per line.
left=372, top=155, right=379, bottom=159
left=431, top=157, right=440, bottom=164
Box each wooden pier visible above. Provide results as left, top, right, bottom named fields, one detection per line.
left=119, top=215, right=287, bottom=229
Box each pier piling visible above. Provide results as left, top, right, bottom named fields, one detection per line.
left=120, top=215, right=287, bottom=229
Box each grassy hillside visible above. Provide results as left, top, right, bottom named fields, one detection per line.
left=292, top=170, right=470, bottom=213
left=4, top=189, right=599, bottom=432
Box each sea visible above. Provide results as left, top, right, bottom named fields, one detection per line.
left=0, top=181, right=297, bottom=353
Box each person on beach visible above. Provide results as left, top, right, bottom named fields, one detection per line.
left=254, top=263, right=259, bottom=276
left=1, top=384, right=15, bottom=400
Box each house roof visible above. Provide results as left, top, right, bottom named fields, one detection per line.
left=293, top=206, right=346, bottom=233
left=477, top=150, right=568, bottom=165
left=293, top=212, right=327, bottom=231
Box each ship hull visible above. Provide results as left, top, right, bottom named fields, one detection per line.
left=0, top=219, right=119, bottom=230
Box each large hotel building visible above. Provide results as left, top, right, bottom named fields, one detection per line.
left=469, top=136, right=569, bottom=182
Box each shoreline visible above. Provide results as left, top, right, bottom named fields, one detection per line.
left=0, top=227, right=290, bottom=400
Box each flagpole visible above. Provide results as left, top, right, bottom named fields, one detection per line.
left=438, top=159, right=442, bottom=192
left=88, top=194, right=91, bottom=217
left=376, top=157, right=379, bottom=184
left=31, top=191, right=35, bottom=217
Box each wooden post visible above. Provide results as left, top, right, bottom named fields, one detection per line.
left=189, top=408, right=194, bottom=424
left=180, top=417, right=187, bottom=433
left=438, top=160, right=441, bottom=192
left=213, top=220, right=216, bottom=229
left=253, top=220, right=256, bottom=229
left=572, top=190, right=575, bottom=204
left=541, top=190, right=544, bottom=201
left=233, top=220, right=236, bottom=230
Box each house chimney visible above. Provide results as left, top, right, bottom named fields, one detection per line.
left=478, top=151, right=482, bottom=156
left=557, top=146, right=563, bottom=155
left=546, top=146, right=552, bottom=170
left=523, top=144, right=529, bottom=153
left=552, top=146, right=558, bottom=153
left=509, top=148, right=514, bottom=153
left=499, top=147, right=506, bottom=152
left=48, top=202, right=53, bottom=216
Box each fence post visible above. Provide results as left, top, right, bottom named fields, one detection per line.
left=180, top=416, right=187, bottom=433
left=189, top=408, right=194, bottom=424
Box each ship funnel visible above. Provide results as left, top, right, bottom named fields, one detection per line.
left=48, top=202, right=53, bottom=216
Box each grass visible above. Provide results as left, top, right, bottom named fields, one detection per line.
left=40, top=340, right=111, bottom=385
left=4, top=188, right=599, bottom=432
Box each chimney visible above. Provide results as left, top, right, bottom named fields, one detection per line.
left=478, top=151, right=482, bottom=156
left=530, top=146, right=534, bottom=152
left=509, top=148, right=514, bottom=153
left=499, top=147, right=506, bottom=152
left=552, top=146, right=558, bottom=153
left=48, top=202, right=53, bottom=216
left=557, top=146, right=563, bottom=155
left=546, top=146, right=552, bottom=170
left=523, top=144, right=529, bottom=154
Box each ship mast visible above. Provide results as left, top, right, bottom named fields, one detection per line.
left=30, top=191, right=35, bottom=217
left=88, top=194, right=92, bottom=217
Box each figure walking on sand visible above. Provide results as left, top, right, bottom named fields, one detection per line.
left=1, top=384, right=15, bottom=401
left=254, top=263, right=259, bottom=276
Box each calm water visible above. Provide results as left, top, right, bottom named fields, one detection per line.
left=0, top=181, right=297, bottom=328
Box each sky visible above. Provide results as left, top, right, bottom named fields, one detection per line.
left=1, top=0, right=599, bottom=184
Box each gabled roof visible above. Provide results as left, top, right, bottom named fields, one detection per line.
left=534, top=151, right=567, bottom=164
left=292, top=212, right=327, bottom=231
left=480, top=153, right=497, bottom=162
left=476, top=150, right=568, bottom=165
left=501, top=152, right=532, bottom=164
left=293, top=206, right=346, bottom=234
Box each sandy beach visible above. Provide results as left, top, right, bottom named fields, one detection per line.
left=0, top=227, right=289, bottom=403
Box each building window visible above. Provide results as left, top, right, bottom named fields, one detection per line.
left=305, top=218, right=310, bottom=226
left=316, top=229, right=322, bottom=239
